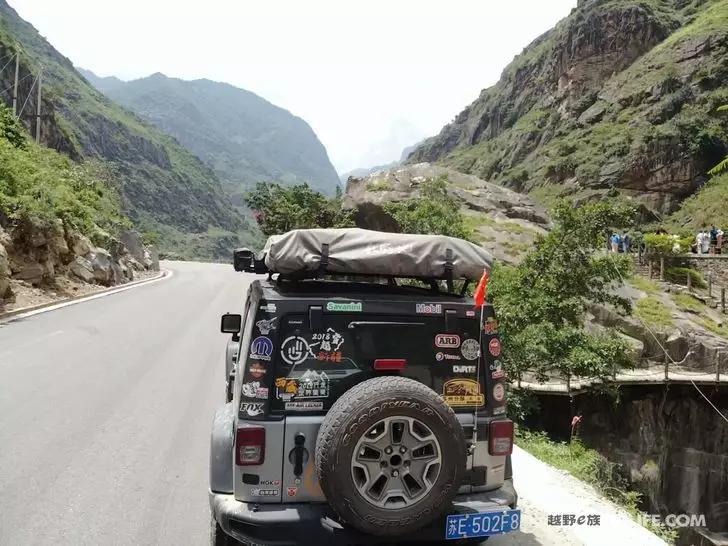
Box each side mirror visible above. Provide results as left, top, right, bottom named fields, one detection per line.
left=220, top=313, right=242, bottom=335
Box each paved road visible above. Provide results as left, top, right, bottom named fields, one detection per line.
left=0, top=261, right=662, bottom=546
left=0, top=261, right=253, bottom=545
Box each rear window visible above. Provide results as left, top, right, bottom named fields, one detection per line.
left=269, top=312, right=483, bottom=414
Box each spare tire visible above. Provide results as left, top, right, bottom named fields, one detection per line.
left=315, top=376, right=467, bottom=537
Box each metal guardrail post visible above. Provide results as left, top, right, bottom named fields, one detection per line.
left=708, top=272, right=713, bottom=298
left=722, top=288, right=726, bottom=314
left=660, top=257, right=665, bottom=281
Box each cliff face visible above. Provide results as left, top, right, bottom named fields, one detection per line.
left=0, top=0, right=256, bottom=258
left=410, top=0, right=728, bottom=216
left=81, top=71, right=341, bottom=199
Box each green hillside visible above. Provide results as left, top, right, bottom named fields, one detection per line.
left=409, top=0, right=728, bottom=221
left=80, top=70, right=341, bottom=201
left=0, top=0, right=258, bottom=258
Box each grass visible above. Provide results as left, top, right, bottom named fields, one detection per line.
left=699, top=317, right=728, bottom=338
left=517, top=430, right=678, bottom=543
left=671, top=292, right=706, bottom=313
left=634, top=296, right=674, bottom=328
left=629, top=275, right=661, bottom=295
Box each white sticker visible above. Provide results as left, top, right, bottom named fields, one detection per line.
left=251, top=488, right=278, bottom=497
left=416, top=303, right=442, bottom=314
left=240, top=402, right=264, bottom=416
left=310, top=327, right=345, bottom=352
left=259, top=303, right=277, bottom=313
left=280, top=336, right=313, bottom=365
left=492, top=406, right=506, bottom=415
left=242, top=381, right=261, bottom=398
left=461, top=339, right=480, bottom=361
left=453, top=365, right=476, bottom=373
left=436, top=352, right=461, bottom=362
left=256, top=317, right=278, bottom=335
left=285, top=401, right=324, bottom=411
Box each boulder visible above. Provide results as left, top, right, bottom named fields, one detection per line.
left=119, top=230, right=146, bottom=264
left=69, top=232, right=92, bottom=258
left=87, top=248, right=113, bottom=286
left=0, top=235, right=10, bottom=299
left=69, top=256, right=95, bottom=283
left=15, top=261, right=46, bottom=285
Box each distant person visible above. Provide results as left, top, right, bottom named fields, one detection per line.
left=717, top=228, right=724, bottom=254
left=710, top=225, right=719, bottom=254
left=610, top=233, right=620, bottom=253
left=622, top=233, right=631, bottom=253
left=701, top=229, right=711, bottom=254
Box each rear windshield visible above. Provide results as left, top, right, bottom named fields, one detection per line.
left=268, top=312, right=482, bottom=414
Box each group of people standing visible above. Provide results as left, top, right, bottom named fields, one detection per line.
left=695, top=225, right=724, bottom=254
left=609, top=233, right=632, bottom=253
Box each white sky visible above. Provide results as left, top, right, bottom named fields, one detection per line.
left=9, top=0, right=576, bottom=174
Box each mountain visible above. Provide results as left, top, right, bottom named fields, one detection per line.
left=0, top=0, right=257, bottom=259
left=409, top=0, right=728, bottom=219
left=79, top=70, right=341, bottom=199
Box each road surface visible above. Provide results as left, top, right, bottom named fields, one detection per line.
left=0, top=261, right=662, bottom=545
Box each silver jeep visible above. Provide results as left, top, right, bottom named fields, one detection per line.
left=209, top=230, right=519, bottom=545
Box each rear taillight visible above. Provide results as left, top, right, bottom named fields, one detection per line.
left=373, top=359, right=407, bottom=371
left=488, top=419, right=514, bottom=456
left=235, top=426, right=265, bottom=465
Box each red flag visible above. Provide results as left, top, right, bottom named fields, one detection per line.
left=473, top=269, right=489, bottom=308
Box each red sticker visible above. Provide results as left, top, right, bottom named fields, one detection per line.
left=249, top=362, right=267, bottom=378
left=287, top=487, right=297, bottom=497
left=493, top=383, right=505, bottom=402
left=489, top=338, right=501, bottom=357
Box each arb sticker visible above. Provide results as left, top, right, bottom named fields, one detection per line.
left=442, top=379, right=484, bottom=407
left=285, top=401, right=324, bottom=411
left=435, top=334, right=461, bottom=349
left=460, top=338, right=480, bottom=361
left=493, top=383, right=505, bottom=402
left=489, top=338, right=502, bottom=357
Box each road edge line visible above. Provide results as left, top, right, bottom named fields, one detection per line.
left=0, top=269, right=172, bottom=323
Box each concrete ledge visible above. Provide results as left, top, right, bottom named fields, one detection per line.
left=0, top=269, right=169, bottom=322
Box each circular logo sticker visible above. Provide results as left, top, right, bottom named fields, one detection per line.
left=250, top=336, right=273, bottom=360
left=461, top=339, right=480, bottom=361
left=489, top=338, right=501, bottom=357
left=435, top=352, right=445, bottom=362
left=280, top=336, right=312, bottom=366
left=493, top=383, right=505, bottom=402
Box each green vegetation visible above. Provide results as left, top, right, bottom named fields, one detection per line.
left=0, top=104, right=128, bottom=242
left=672, top=292, right=706, bottom=313
left=629, top=275, right=660, bottom=294
left=0, top=4, right=249, bottom=259
left=643, top=233, right=693, bottom=255
left=708, top=105, right=728, bottom=175
left=517, top=430, right=678, bottom=543
left=634, top=296, right=674, bottom=328
left=383, top=176, right=471, bottom=240
left=366, top=179, right=393, bottom=192
left=664, top=266, right=707, bottom=288
left=490, top=201, right=635, bottom=382
left=699, top=317, right=728, bottom=338
left=666, top=173, right=728, bottom=231
left=244, top=182, right=354, bottom=237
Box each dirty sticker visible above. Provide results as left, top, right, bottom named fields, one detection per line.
left=442, top=379, right=484, bottom=407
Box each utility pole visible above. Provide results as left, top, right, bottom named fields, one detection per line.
left=11, top=50, right=19, bottom=115
left=35, top=68, right=41, bottom=143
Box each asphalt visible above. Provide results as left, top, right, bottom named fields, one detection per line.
left=0, top=261, right=254, bottom=546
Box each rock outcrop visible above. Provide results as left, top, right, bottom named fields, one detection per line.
left=343, top=163, right=551, bottom=264
left=0, top=218, right=157, bottom=306
left=409, top=0, right=728, bottom=216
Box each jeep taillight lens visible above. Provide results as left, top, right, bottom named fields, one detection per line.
left=488, top=419, right=514, bottom=456
left=235, top=426, right=265, bottom=465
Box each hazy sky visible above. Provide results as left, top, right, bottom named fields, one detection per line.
left=9, top=0, right=576, bottom=174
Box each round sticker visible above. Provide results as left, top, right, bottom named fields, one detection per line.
left=250, top=336, right=273, bottom=360
left=280, top=336, right=312, bottom=365
left=493, top=383, right=505, bottom=402
left=460, top=338, right=480, bottom=361
left=489, top=338, right=501, bottom=357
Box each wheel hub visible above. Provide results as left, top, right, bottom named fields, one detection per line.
left=350, top=416, right=442, bottom=510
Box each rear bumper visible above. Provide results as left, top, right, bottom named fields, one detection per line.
left=210, top=479, right=518, bottom=545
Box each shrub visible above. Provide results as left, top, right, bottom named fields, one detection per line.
left=664, top=266, right=706, bottom=288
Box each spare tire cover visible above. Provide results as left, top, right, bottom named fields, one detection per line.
left=315, top=376, right=467, bottom=537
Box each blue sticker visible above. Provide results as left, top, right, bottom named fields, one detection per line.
left=250, top=336, right=273, bottom=361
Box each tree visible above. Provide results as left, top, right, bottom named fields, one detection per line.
left=490, top=201, right=635, bottom=383
left=0, top=103, right=26, bottom=149
left=383, top=176, right=471, bottom=240
left=245, top=182, right=354, bottom=237
left=708, top=105, right=728, bottom=176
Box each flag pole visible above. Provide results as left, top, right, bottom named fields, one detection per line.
left=471, top=269, right=486, bottom=452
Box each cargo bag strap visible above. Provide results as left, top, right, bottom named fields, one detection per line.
left=445, top=248, right=454, bottom=292
left=317, top=243, right=330, bottom=279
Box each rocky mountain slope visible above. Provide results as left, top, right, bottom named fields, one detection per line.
left=0, top=0, right=256, bottom=259
left=343, top=163, right=551, bottom=264
left=410, top=0, right=728, bottom=218
left=80, top=70, right=341, bottom=200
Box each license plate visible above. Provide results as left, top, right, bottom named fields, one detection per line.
left=445, top=509, right=521, bottom=540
